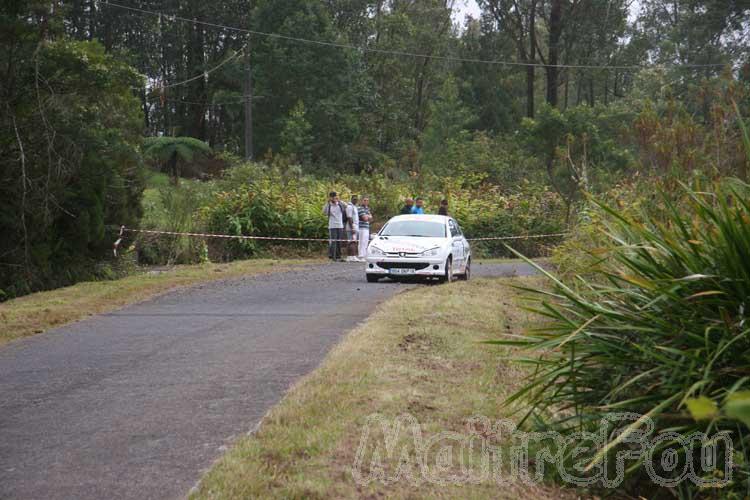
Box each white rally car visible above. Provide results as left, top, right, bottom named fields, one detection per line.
left=365, top=214, right=471, bottom=283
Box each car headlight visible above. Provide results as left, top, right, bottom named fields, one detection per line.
left=369, top=246, right=385, bottom=256
left=419, top=247, right=440, bottom=257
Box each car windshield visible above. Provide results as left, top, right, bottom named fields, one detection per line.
left=380, top=220, right=446, bottom=238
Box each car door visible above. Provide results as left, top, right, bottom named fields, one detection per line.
left=456, top=222, right=470, bottom=269
left=448, top=219, right=463, bottom=268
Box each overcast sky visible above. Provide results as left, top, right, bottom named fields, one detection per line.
left=452, top=0, right=482, bottom=23
left=451, top=0, right=643, bottom=25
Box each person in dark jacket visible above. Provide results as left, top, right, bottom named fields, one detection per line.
left=400, top=198, right=414, bottom=215
left=438, top=199, right=448, bottom=216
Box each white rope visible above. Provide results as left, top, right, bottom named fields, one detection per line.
left=121, top=227, right=353, bottom=242
left=112, top=226, right=567, bottom=256
left=467, top=232, right=568, bottom=241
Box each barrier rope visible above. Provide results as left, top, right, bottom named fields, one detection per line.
left=112, top=226, right=568, bottom=256
left=466, top=233, right=568, bottom=241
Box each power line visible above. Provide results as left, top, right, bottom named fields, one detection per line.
left=150, top=41, right=248, bottom=91
left=100, top=0, right=730, bottom=71
left=151, top=96, right=270, bottom=106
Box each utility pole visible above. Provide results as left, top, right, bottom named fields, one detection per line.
left=243, top=37, right=253, bottom=160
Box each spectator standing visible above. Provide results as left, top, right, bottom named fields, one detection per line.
left=411, top=197, right=425, bottom=214
left=357, top=197, right=372, bottom=259
left=438, top=199, right=448, bottom=216
left=323, top=191, right=345, bottom=261
left=346, top=195, right=360, bottom=261
left=400, top=198, right=414, bottom=215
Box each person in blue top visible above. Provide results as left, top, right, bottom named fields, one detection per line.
left=411, top=197, right=425, bottom=214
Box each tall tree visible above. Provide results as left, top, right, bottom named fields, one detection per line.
left=250, top=0, right=362, bottom=165
left=420, top=75, right=476, bottom=169
left=481, top=0, right=540, bottom=117
left=544, top=0, right=562, bottom=106
left=1, top=1, right=145, bottom=296
left=456, top=15, right=520, bottom=132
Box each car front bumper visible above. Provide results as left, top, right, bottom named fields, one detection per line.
left=365, top=255, right=447, bottom=277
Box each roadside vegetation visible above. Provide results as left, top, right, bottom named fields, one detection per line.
left=134, top=161, right=567, bottom=266
left=191, top=276, right=573, bottom=499
left=495, top=118, right=750, bottom=498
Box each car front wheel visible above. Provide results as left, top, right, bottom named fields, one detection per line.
left=366, top=274, right=380, bottom=283
left=459, top=258, right=470, bottom=281
left=440, top=257, right=453, bottom=283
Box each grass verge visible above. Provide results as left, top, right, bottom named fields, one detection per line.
left=192, top=276, right=573, bottom=499
left=0, top=259, right=314, bottom=346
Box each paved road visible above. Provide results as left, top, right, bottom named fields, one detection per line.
left=0, top=261, right=537, bottom=500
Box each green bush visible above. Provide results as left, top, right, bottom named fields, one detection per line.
left=0, top=37, right=145, bottom=299
left=497, top=179, right=750, bottom=496
left=132, top=156, right=569, bottom=264
left=445, top=182, right=567, bottom=257
left=136, top=173, right=217, bottom=264
left=194, top=161, right=567, bottom=260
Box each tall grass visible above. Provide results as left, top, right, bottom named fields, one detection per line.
left=495, top=178, right=750, bottom=496
left=137, top=172, right=216, bottom=264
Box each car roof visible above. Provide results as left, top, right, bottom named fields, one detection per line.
left=388, top=214, right=450, bottom=223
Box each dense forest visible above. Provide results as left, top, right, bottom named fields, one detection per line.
left=2, top=0, right=749, bottom=296
left=53, top=0, right=750, bottom=166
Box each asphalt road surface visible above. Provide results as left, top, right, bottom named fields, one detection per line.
left=0, top=261, right=538, bottom=500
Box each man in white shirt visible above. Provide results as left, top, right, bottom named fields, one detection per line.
left=345, top=195, right=360, bottom=261
left=357, top=197, right=372, bottom=259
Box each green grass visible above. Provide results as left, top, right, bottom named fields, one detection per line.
left=191, top=277, right=573, bottom=499
left=0, top=259, right=315, bottom=346
left=144, top=169, right=171, bottom=188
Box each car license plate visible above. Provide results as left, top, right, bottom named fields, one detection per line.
left=390, top=268, right=415, bottom=275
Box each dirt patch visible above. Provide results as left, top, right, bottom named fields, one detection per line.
left=397, top=332, right=430, bottom=351
left=406, top=399, right=438, bottom=414
left=397, top=330, right=449, bottom=354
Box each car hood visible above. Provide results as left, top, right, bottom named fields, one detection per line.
left=370, top=236, right=448, bottom=254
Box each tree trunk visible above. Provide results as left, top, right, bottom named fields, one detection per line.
left=86, top=0, right=96, bottom=41
left=160, top=15, right=170, bottom=136
left=141, top=88, right=149, bottom=132
left=546, top=0, right=563, bottom=107
left=414, top=57, right=430, bottom=131
left=526, top=0, right=537, bottom=118
left=603, top=72, right=609, bottom=105
left=186, top=18, right=206, bottom=140
left=243, top=39, right=254, bottom=160
left=613, top=70, right=620, bottom=98
left=168, top=151, right=180, bottom=186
